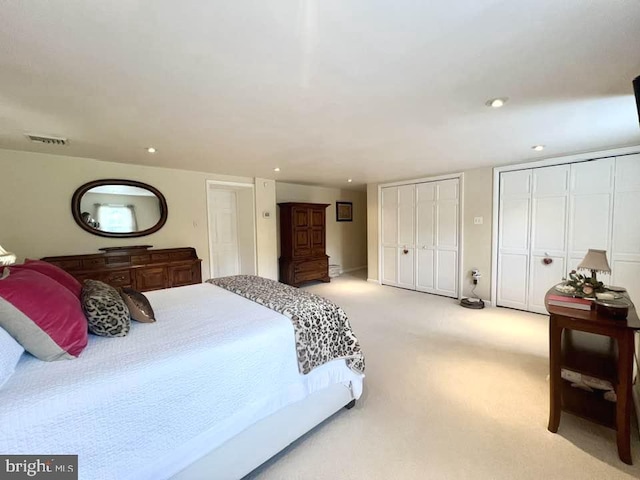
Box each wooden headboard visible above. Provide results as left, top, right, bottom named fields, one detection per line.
left=42, top=246, right=202, bottom=292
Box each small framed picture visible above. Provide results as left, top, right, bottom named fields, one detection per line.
left=336, top=201, right=353, bottom=222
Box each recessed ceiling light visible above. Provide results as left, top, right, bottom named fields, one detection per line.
left=147, top=147, right=156, bottom=153
left=486, top=97, right=508, bottom=108
left=347, top=179, right=353, bottom=183
left=532, top=145, right=545, bottom=151
left=273, top=167, right=280, bottom=172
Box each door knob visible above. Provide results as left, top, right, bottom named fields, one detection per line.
left=543, top=257, right=553, bottom=265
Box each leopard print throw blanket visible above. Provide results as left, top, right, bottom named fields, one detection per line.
left=207, top=275, right=365, bottom=375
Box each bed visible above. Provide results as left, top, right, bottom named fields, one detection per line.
left=0, top=280, right=365, bottom=480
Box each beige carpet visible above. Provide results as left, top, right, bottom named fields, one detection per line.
left=247, top=270, right=640, bottom=480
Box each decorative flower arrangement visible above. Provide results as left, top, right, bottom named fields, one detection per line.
left=565, top=270, right=605, bottom=297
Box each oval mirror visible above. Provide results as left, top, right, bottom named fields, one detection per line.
left=71, top=179, right=168, bottom=238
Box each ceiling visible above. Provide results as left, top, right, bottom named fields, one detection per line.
left=1, top=1, right=639, bottom=187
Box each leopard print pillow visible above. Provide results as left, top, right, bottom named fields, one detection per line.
left=81, top=280, right=131, bottom=337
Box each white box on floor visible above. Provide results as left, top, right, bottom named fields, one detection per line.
left=329, top=264, right=342, bottom=278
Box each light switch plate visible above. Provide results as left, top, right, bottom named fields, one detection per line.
left=474, top=216, right=483, bottom=225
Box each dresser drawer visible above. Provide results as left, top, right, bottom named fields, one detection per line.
left=74, top=270, right=132, bottom=288
left=82, top=257, right=106, bottom=269
left=294, top=258, right=328, bottom=273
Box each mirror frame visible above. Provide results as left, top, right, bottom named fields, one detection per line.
left=71, top=179, right=168, bottom=238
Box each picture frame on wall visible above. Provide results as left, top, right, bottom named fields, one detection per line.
left=336, top=201, right=353, bottom=222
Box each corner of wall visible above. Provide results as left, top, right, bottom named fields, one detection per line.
left=254, top=178, right=278, bottom=280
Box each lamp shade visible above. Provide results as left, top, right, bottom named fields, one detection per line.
left=0, top=245, right=17, bottom=266
left=577, top=249, right=611, bottom=274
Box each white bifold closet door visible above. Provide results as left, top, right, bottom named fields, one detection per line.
left=381, top=178, right=459, bottom=298
left=611, top=155, right=640, bottom=305
left=527, top=165, right=570, bottom=314
left=381, top=184, right=415, bottom=289
left=415, top=180, right=459, bottom=297
left=497, top=154, right=640, bottom=313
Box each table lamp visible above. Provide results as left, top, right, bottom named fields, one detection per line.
left=577, top=249, right=611, bottom=283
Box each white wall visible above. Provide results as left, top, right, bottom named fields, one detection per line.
left=255, top=178, right=278, bottom=280
left=366, top=167, right=493, bottom=300
left=0, top=149, right=277, bottom=281
left=276, top=182, right=367, bottom=272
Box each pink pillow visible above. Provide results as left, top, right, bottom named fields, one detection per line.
left=0, top=268, right=88, bottom=361
left=14, top=259, right=82, bottom=298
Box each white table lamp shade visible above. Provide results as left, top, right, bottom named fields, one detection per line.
left=577, top=249, right=611, bottom=274
left=0, top=245, right=17, bottom=266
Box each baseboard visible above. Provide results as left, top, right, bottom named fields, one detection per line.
left=366, top=278, right=379, bottom=284
left=342, top=265, right=367, bottom=273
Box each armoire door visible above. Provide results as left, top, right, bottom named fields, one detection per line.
left=527, top=165, right=570, bottom=314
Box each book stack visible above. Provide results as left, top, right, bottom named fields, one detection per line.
left=547, top=294, right=593, bottom=311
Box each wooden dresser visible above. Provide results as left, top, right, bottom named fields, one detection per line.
left=42, top=246, right=202, bottom=292
left=278, top=202, right=330, bottom=287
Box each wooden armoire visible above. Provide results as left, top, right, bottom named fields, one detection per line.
left=278, top=202, right=330, bottom=286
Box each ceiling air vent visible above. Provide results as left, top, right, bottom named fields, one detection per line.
left=25, top=134, right=68, bottom=145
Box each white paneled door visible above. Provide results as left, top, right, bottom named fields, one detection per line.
left=382, top=178, right=459, bottom=298
left=497, top=170, right=531, bottom=310
left=611, top=154, right=640, bottom=306
left=497, top=154, right=640, bottom=313
left=381, top=185, right=415, bottom=289
left=528, top=165, right=570, bottom=314
left=208, top=189, right=240, bottom=277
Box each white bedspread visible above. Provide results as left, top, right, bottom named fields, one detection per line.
left=0, top=283, right=363, bottom=480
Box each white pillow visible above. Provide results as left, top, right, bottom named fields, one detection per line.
left=0, top=325, right=24, bottom=388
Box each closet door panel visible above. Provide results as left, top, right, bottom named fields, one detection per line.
left=531, top=196, right=567, bottom=253
left=398, top=249, right=415, bottom=289
left=398, top=185, right=415, bottom=247
left=569, top=159, right=614, bottom=270
left=612, top=154, right=640, bottom=305
left=572, top=158, right=614, bottom=194
left=416, top=249, right=435, bottom=292
left=611, top=260, right=640, bottom=305
left=381, top=187, right=399, bottom=286
left=497, top=170, right=531, bottom=309
left=415, top=183, right=436, bottom=292
left=381, top=187, right=398, bottom=246
left=436, top=250, right=457, bottom=296
left=437, top=201, right=458, bottom=248
left=612, top=191, right=640, bottom=255
left=528, top=165, right=569, bottom=311
left=434, top=179, right=459, bottom=297
left=416, top=183, right=435, bottom=247
left=498, top=253, right=529, bottom=309
left=382, top=246, right=398, bottom=285
left=570, top=194, right=611, bottom=252
left=529, top=255, right=566, bottom=314
left=500, top=198, right=530, bottom=250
